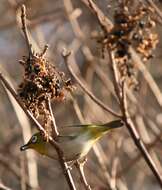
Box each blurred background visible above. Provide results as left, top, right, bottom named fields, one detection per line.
left=0, top=0, right=162, bottom=189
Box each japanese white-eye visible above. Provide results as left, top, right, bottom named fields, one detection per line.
left=20, top=119, right=123, bottom=162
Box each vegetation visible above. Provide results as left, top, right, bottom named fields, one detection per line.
left=0, top=0, right=162, bottom=189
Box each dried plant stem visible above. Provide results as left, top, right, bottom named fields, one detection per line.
left=109, top=51, right=162, bottom=187
left=0, top=72, right=76, bottom=190
left=62, top=51, right=122, bottom=118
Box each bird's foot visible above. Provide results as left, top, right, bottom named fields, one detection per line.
left=77, top=156, right=88, bottom=167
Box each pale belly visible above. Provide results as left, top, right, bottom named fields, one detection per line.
left=47, top=135, right=95, bottom=162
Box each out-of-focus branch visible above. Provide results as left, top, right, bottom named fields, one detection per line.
left=0, top=153, right=30, bottom=188
left=118, top=127, right=162, bottom=178
left=110, top=138, right=123, bottom=190
left=146, top=0, right=162, bottom=23
left=0, top=75, right=39, bottom=190
left=0, top=182, right=13, bottom=190
left=81, top=0, right=113, bottom=33
left=129, top=48, right=162, bottom=107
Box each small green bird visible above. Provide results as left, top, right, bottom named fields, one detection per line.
left=20, top=119, right=123, bottom=162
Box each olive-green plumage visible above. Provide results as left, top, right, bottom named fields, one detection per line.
left=20, top=119, right=123, bottom=162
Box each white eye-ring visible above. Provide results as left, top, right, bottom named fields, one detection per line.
left=31, top=135, right=37, bottom=143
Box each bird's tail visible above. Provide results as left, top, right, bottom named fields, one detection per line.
left=101, top=119, right=124, bottom=129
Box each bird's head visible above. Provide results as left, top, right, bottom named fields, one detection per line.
left=20, top=132, right=47, bottom=155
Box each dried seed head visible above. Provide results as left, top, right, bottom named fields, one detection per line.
left=99, top=1, right=158, bottom=90
left=18, top=46, right=75, bottom=133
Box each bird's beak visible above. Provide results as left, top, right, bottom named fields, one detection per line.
left=20, top=143, right=29, bottom=151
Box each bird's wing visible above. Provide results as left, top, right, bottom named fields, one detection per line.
left=58, top=124, right=89, bottom=137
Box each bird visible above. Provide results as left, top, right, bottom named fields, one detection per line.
left=20, top=119, right=123, bottom=162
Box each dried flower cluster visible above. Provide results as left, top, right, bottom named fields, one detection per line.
left=102, top=1, right=158, bottom=89
left=18, top=47, right=74, bottom=131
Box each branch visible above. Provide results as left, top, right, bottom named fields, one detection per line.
left=109, top=51, right=162, bottom=187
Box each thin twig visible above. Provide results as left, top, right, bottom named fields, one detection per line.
left=62, top=50, right=122, bottom=119
left=75, top=161, right=91, bottom=190
left=46, top=98, right=59, bottom=138
left=21, top=5, right=32, bottom=55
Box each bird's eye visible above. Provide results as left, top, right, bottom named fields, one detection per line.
left=31, top=135, right=37, bottom=143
